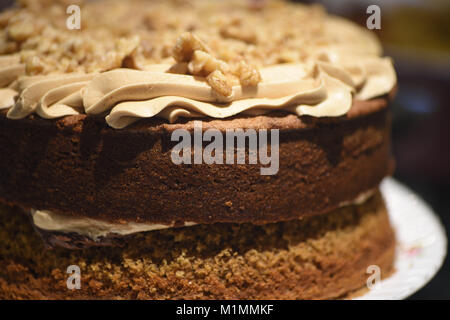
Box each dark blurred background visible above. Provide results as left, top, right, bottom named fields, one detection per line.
left=298, top=0, right=450, bottom=299
left=0, top=0, right=448, bottom=299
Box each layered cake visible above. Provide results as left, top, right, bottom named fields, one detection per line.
left=0, top=0, right=397, bottom=299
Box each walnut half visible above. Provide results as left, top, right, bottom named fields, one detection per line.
left=234, top=61, right=261, bottom=87
left=172, top=32, right=210, bottom=62
left=206, top=70, right=233, bottom=98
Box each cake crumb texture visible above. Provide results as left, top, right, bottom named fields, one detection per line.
left=0, top=191, right=395, bottom=299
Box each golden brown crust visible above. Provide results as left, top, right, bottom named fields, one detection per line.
left=0, top=190, right=395, bottom=299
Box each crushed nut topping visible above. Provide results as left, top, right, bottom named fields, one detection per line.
left=0, top=0, right=333, bottom=93
left=171, top=32, right=260, bottom=95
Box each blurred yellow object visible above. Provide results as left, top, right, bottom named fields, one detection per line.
left=383, top=6, right=450, bottom=54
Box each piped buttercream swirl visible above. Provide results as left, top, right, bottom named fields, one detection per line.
left=0, top=55, right=25, bottom=110
left=2, top=53, right=395, bottom=129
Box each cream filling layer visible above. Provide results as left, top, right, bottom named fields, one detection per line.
left=30, top=188, right=376, bottom=241
left=31, top=208, right=197, bottom=240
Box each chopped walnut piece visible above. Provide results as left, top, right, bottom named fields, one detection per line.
left=8, top=21, right=37, bottom=42
left=206, top=70, right=233, bottom=98
left=278, top=50, right=301, bottom=63
left=188, top=50, right=229, bottom=76
left=219, top=25, right=258, bottom=44
left=94, top=36, right=141, bottom=72
left=116, top=36, right=140, bottom=56
left=172, top=32, right=210, bottom=62
left=115, top=36, right=141, bottom=69
left=25, top=55, right=45, bottom=74
left=121, top=55, right=139, bottom=69
left=234, top=61, right=261, bottom=87
left=0, top=38, right=18, bottom=55
left=167, top=62, right=189, bottom=74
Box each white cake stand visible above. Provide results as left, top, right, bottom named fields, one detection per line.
left=355, top=178, right=447, bottom=299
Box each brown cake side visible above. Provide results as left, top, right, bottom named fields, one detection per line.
left=0, top=94, right=394, bottom=226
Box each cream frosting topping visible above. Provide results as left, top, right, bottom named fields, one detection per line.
left=0, top=14, right=396, bottom=128
left=0, top=55, right=25, bottom=110
left=2, top=55, right=395, bottom=128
